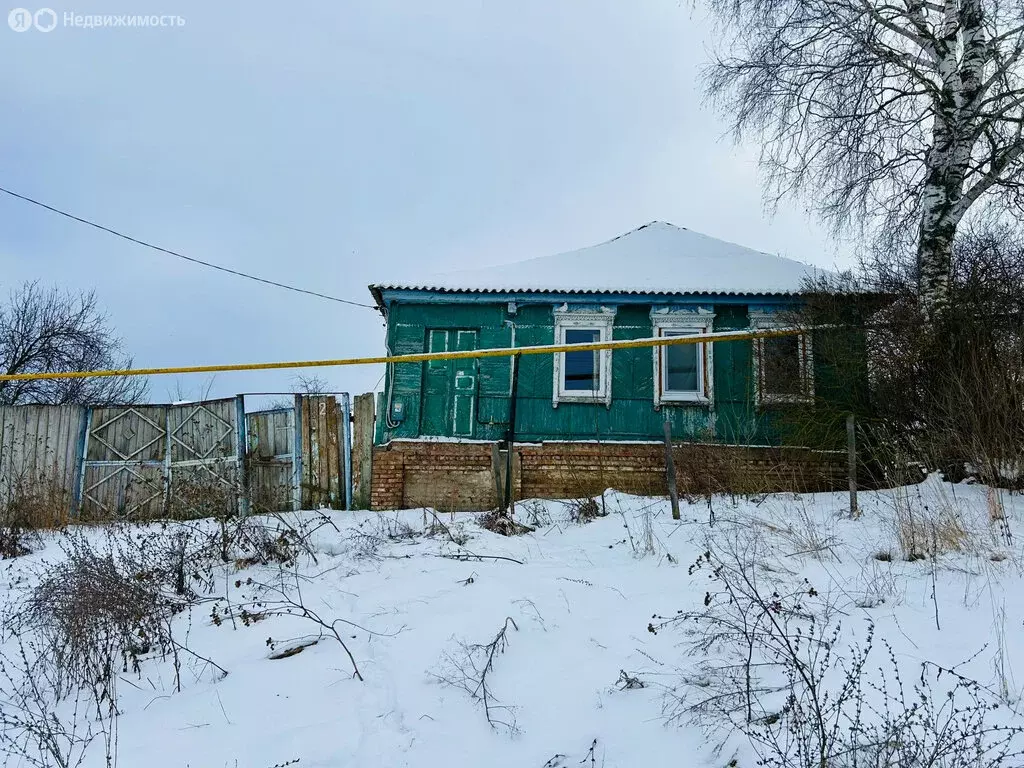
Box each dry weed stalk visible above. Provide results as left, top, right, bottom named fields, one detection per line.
left=434, top=617, right=520, bottom=733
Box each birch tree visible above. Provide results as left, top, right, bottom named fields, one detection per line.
left=704, top=0, right=1024, bottom=318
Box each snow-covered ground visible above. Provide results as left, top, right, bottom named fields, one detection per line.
left=2, top=477, right=1023, bottom=767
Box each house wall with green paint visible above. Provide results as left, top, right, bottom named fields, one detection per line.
left=373, top=290, right=841, bottom=446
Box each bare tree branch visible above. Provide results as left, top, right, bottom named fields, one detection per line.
left=702, top=0, right=1024, bottom=318
left=0, top=282, right=147, bottom=406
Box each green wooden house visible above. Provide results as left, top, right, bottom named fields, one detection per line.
left=369, top=222, right=831, bottom=448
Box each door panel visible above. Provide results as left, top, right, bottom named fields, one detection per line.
left=422, top=330, right=451, bottom=436
left=453, top=370, right=476, bottom=437
left=421, top=329, right=478, bottom=438
left=452, top=331, right=478, bottom=437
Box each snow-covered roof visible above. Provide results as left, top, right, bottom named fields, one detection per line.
left=370, top=222, right=831, bottom=305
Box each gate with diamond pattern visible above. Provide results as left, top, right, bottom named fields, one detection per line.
left=78, top=397, right=244, bottom=520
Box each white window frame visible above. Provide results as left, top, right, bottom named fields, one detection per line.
left=552, top=305, right=615, bottom=407
left=749, top=310, right=814, bottom=405
left=651, top=309, right=715, bottom=407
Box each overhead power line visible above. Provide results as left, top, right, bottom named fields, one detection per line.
left=0, top=185, right=376, bottom=309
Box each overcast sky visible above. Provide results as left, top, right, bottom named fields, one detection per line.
left=0, top=0, right=853, bottom=406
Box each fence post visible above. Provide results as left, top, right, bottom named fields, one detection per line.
left=71, top=407, right=92, bottom=519
left=491, top=442, right=505, bottom=510
left=235, top=395, right=250, bottom=517
left=163, top=407, right=173, bottom=519
left=663, top=415, right=681, bottom=521
left=504, top=353, right=521, bottom=515
left=292, top=394, right=304, bottom=512
left=352, top=393, right=375, bottom=510
left=847, top=414, right=858, bottom=518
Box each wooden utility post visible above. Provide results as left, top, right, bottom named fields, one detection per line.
left=663, top=416, right=680, bottom=520
left=503, top=354, right=521, bottom=515
left=847, top=414, right=858, bottom=518
left=491, top=443, right=505, bottom=510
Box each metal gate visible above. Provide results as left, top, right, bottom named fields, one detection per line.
left=78, top=397, right=244, bottom=520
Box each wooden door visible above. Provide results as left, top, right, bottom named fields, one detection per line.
left=421, top=329, right=478, bottom=438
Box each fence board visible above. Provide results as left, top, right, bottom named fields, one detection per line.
left=0, top=405, right=83, bottom=519
left=86, top=406, right=166, bottom=462
left=81, top=463, right=165, bottom=520
left=298, top=396, right=344, bottom=509
left=168, top=399, right=236, bottom=462
left=248, top=409, right=293, bottom=459
left=246, top=408, right=295, bottom=513
left=352, top=394, right=375, bottom=509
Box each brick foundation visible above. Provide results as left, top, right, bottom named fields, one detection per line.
left=369, top=440, right=847, bottom=511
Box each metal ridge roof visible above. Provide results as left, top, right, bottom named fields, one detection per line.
left=369, top=221, right=834, bottom=307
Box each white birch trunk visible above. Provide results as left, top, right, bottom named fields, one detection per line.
left=917, top=0, right=989, bottom=320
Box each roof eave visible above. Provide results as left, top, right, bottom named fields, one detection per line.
left=367, top=284, right=388, bottom=315
left=371, top=285, right=809, bottom=299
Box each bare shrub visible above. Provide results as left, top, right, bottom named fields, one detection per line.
left=748, top=641, right=1024, bottom=768
left=384, top=516, right=417, bottom=540
left=345, top=513, right=423, bottom=559
left=0, top=508, right=330, bottom=767
left=655, top=535, right=1024, bottom=767
left=0, top=634, right=117, bottom=768
left=225, top=569, right=368, bottom=682
left=21, top=533, right=179, bottom=699
left=0, top=470, right=70, bottom=528
left=849, top=560, right=900, bottom=609
left=637, top=506, right=658, bottom=557
left=477, top=508, right=533, bottom=537
left=168, top=467, right=238, bottom=522
left=652, top=534, right=834, bottom=735
left=12, top=511, right=322, bottom=691
left=224, top=511, right=329, bottom=570
left=790, top=227, right=1024, bottom=490
left=565, top=497, right=606, bottom=524
left=176, top=506, right=329, bottom=573
left=518, top=499, right=553, bottom=528
left=602, top=493, right=668, bottom=558
left=0, top=524, right=33, bottom=560
left=422, top=509, right=470, bottom=546
left=434, top=617, right=519, bottom=733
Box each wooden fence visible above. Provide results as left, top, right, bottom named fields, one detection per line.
left=0, top=404, right=84, bottom=520
left=0, top=393, right=364, bottom=522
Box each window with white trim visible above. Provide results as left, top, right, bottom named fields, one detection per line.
left=552, top=306, right=615, bottom=406
left=652, top=310, right=714, bottom=406
left=750, top=311, right=813, bottom=404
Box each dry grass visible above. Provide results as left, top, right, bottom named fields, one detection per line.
left=0, top=472, right=71, bottom=558
left=0, top=472, right=71, bottom=529
left=890, top=485, right=970, bottom=560
left=758, top=499, right=840, bottom=560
